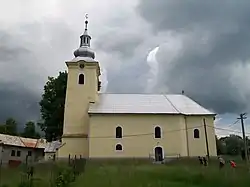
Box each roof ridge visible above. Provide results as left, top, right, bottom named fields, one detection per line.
left=18, top=136, right=26, bottom=147
left=34, top=139, right=39, bottom=148
left=163, top=95, right=182, bottom=114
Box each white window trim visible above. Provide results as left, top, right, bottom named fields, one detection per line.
left=115, top=125, right=123, bottom=139
left=77, top=72, right=85, bottom=85
left=115, top=143, right=123, bottom=152
left=153, top=125, right=162, bottom=139
left=153, top=145, right=165, bottom=160
left=193, top=128, right=200, bottom=139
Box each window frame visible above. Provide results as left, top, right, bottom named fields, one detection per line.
left=193, top=128, right=200, bottom=139
left=28, top=151, right=32, bottom=156
left=17, top=150, right=21, bottom=157
left=78, top=73, right=85, bottom=85
left=11, top=150, right=15, bottom=157
left=154, top=126, right=162, bottom=139
left=115, top=143, right=123, bottom=152
left=115, top=126, right=123, bottom=139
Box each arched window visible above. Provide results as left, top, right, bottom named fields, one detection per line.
left=116, top=126, right=122, bottom=138
left=155, top=126, right=161, bottom=138
left=78, top=74, right=85, bottom=84
left=116, top=144, right=122, bottom=151
left=194, top=129, right=200, bottom=139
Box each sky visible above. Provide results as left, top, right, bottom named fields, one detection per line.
left=0, top=0, right=250, bottom=136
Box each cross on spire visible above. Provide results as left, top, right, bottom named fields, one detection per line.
left=85, top=13, right=89, bottom=31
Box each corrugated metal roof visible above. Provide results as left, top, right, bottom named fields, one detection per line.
left=165, top=95, right=213, bottom=115
left=88, top=94, right=215, bottom=115
left=44, top=141, right=61, bottom=153
left=0, top=134, right=47, bottom=148
left=0, top=134, right=22, bottom=147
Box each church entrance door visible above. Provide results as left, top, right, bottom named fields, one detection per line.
left=155, top=147, right=163, bottom=162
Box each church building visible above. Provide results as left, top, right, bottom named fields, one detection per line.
left=57, top=19, right=217, bottom=161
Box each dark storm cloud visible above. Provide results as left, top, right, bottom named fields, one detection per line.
left=137, top=0, right=250, bottom=114
left=93, top=15, right=153, bottom=93
left=0, top=82, right=40, bottom=128
left=0, top=20, right=75, bottom=125
left=106, top=56, right=150, bottom=93
left=95, top=31, right=145, bottom=59
left=0, top=30, right=41, bottom=125
left=3, top=0, right=250, bottom=126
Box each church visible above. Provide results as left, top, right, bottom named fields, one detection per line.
left=57, top=19, right=217, bottom=161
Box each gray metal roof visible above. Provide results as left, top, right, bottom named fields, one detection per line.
left=88, top=94, right=215, bottom=115
left=44, top=141, right=62, bottom=153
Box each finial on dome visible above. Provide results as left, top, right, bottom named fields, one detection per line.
left=73, top=13, right=95, bottom=59
left=85, top=13, right=88, bottom=31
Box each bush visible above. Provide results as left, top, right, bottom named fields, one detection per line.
left=52, top=164, right=75, bottom=187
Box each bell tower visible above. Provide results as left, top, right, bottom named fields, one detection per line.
left=58, top=15, right=101, bottom=158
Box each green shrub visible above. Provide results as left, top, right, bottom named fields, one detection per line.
left=52, top=164, right=75, bottom=187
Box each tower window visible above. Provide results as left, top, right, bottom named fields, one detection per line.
left=78, top=74, right=85, bottom=84
left=155, top=126, right=161, bottom=138
left=194, top=129, right=200, bottom=139
left=116, top=126, right=122, bottom=138
left=115, top=144, right=123, bottom=151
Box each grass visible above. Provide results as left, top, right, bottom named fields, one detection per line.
left=72, top=158, right=250, bottom=187
left=0, top=163, right=56, bottom=187
left=0, top=158, right=249, bottom=187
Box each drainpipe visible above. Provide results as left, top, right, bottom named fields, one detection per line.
left=184, top=116, right=190, bottom=157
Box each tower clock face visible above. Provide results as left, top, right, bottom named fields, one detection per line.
left=79, top=64, right=85, bottom=69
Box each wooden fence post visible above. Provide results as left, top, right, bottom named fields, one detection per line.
left=68, top=154, right=71, bottom=166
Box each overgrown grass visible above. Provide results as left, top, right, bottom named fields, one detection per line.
left=0, top=163, right=53, bottom=187
left=71, top=158, right=250, bottom=187
left=0, top=161, right=79, bottom=187
left=0, top=158, right=249, bottom=187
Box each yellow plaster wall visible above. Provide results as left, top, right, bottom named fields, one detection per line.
left=88, top=114, right=217, bottom=158
left=58, top=60, right=99, bottom=158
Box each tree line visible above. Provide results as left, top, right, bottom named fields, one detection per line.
left=0, top=117, right=40, bottom=139
left=216, top=134, right=250, bottom=156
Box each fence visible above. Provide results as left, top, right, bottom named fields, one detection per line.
left=149, top=153, right=181, bottom=162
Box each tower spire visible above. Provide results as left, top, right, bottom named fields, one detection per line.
left=73, top=13, right=95, bottom=59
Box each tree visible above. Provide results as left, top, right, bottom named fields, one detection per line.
left=0, top=125, right=6, bottom=134
left=217, top=135, right=244, bottom=155
left=216, top=135, right=226, bottom=155
left=39, top=71, right=67, bottom=141
left=22, top=121, right=40, bottom=139
left=5, top=118, right=17, bottom=135
left=0, top=118, right=18, bottom=135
